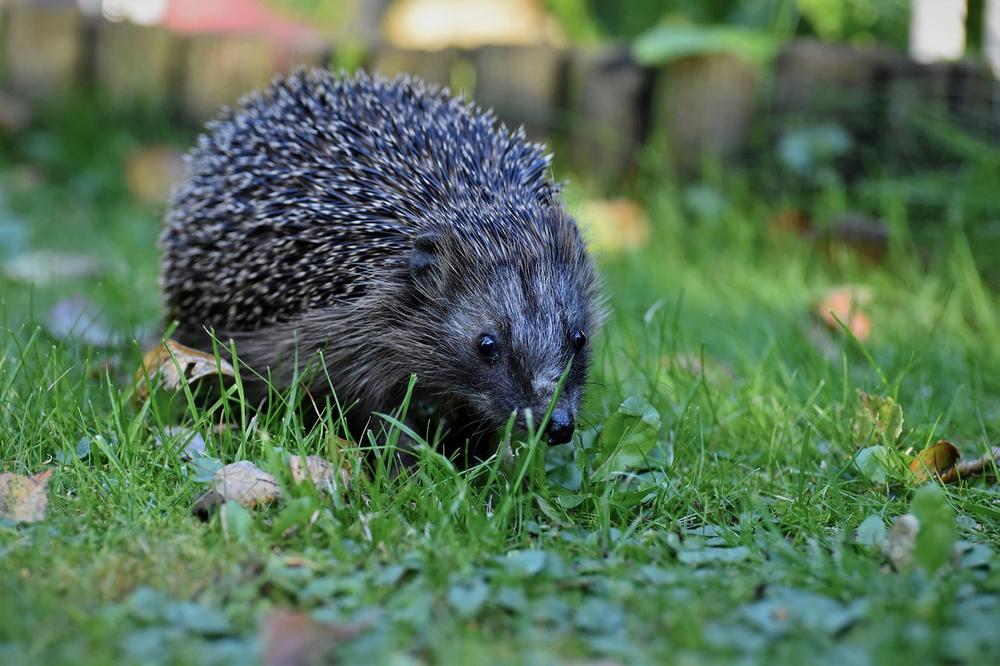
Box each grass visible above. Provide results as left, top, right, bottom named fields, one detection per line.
left=1, top=98, right=999, bottom=665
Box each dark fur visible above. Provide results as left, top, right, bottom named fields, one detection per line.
left=160, top=69, right=601, bottom=457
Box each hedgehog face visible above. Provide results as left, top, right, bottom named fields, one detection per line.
left=409, top=231, right=598, bottom=446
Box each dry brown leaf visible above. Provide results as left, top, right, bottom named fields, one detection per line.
left=288, top=455, right=352, bottom=495
left=814, top=285, right=872, bottom=343
left=0, top=470, right=53, bottom=523
left=577, top=198, right=650, bottom=254
left=261, top=608, right=368, bottom=666
left=909, top=440, right=961, bottom=484
left=212, top=461, right=281, bottom=508
left=135, top=339, right=235, bottom=401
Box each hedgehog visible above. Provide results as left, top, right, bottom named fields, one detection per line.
left=160, top=69, right=602, bottom=461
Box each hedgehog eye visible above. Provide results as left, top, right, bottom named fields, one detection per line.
left=477, top=334, right=499, bottom=360
left=571, top=329, right=587, bottom=353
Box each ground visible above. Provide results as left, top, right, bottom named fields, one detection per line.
left=0, top=100, right=998, bottom=665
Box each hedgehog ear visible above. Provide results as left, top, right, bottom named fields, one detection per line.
left=410, top=232, right=444, bottom=290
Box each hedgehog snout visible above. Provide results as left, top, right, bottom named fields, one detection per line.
left=546, top=408, right=575, bottom=445
left=523, top=378, right=576, bottom=445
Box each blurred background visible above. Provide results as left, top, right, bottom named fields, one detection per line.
left=0, top=0, right=998, bottom=336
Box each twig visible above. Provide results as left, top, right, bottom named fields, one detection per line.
left=939, top=447, right=1000, bottom=484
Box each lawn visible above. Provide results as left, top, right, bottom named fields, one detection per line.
left=1, top=99, right=999, bottom=665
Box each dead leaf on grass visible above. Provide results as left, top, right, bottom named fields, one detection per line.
left=212, top=461, right=281, bottom=508
left=909, top=440, right=960, bottom=484
left=0, top=469, right=52, bottom=523
left=261, top=608, right=368, bottom=666
left=814, top=285, right=872, bottom=343
left=135, top=339, right=234, bottom=402
left=288, top=455, right=352, bottom=495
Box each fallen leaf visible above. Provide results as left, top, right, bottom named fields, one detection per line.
left=909, top=440, right=960, bottom=484
left=577, top=198, right=650, bottom=254
left=0, top=469, right=52, bottom=523
left=46, top=296, right=117, bottom=347
left=887, top=513, right=919, bottom=570
left=125, top=145, right=186, bottom=205
left=135, top=339, right=235, bottom=401
left=288, top=455, right=351, bottom=495
left=261, top=608, right=367, bottom=666
left=212, top=461, right=281, bottom=508
left=853, top=391, right=904, bottom=447
left=5, top=250, right=104, bottom=285
left=814, top=285, right=872, bottom=343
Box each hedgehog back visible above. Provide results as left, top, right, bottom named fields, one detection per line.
left=160, top=70, right=558, bottom=332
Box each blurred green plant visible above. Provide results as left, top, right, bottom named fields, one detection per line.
left=548, top=0, right=911, bottom=49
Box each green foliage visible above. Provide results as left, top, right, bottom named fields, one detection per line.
left=548, top=0, right=912, bottom=48
left=592, top=396, right=663, bottom=480
left=910, top=485, right=957, bottom=575
left=632, top=23, right=777, bottom=66
left=1, top=96, right=999, bottom=664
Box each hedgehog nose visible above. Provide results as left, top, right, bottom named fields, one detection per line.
left=546, top=408, right=574, bottom=445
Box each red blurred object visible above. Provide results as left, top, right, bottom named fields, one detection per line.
left=161, top=0, right=319, bottom=45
